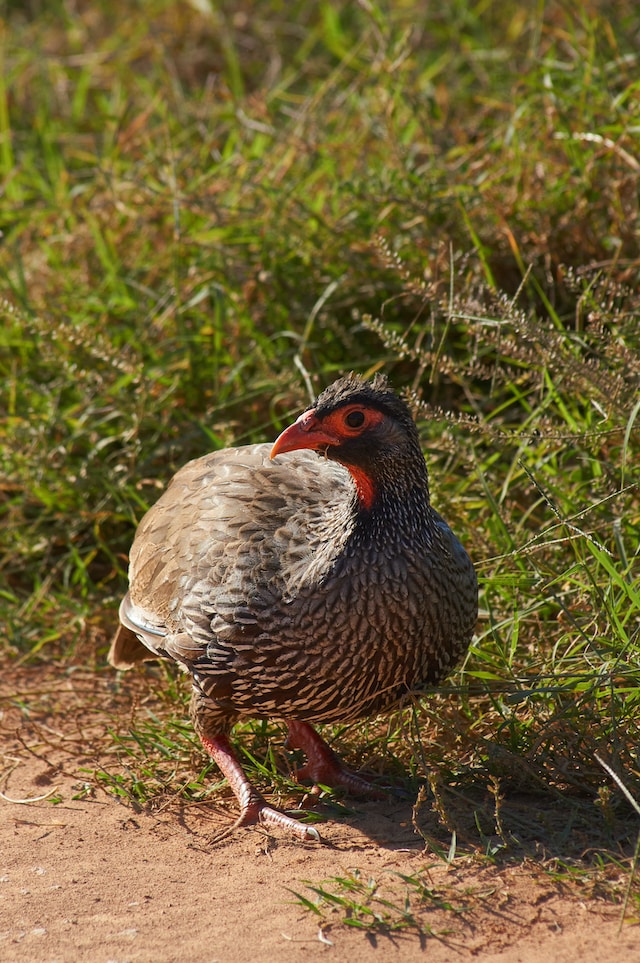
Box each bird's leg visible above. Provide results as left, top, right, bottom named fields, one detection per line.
left=198, top=732, right=320, bottom=842
left=285, top=720, right=385, bottom=798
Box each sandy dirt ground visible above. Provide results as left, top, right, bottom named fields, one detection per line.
left=1, top=662, right=639, bottom=963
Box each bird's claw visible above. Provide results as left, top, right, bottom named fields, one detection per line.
left=239, top=795, right=323, bottom=842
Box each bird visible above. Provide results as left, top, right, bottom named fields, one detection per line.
left=109, top=373, right=478, bottom=840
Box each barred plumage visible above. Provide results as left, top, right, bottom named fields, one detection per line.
left=109, top=374, right=478, bottom=840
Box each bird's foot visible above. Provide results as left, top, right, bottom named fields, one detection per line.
left=286, top=719, right=387, bottom=799
left=237, top=789, right=321, bottom=841
left=209, top=798, right=321, bottom=843
left=198, top=730, right=321, bottom=842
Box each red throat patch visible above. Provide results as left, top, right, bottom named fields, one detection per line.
left=346, top=464, right=376, bottom=511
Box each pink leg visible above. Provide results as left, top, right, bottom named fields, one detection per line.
left=286, top=720, right=385, bottom=798
left=199, top=732, right=320, bottom=841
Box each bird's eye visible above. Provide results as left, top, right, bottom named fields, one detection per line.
left=344, top=409, right=365, bottom=429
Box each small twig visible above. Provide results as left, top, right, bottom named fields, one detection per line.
left=594, top=753, right=640, bottom=934
left=594, top=754, right=640, bottom=817
left=0, top=786, right=60, bottom=804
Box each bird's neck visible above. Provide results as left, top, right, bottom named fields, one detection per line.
left=346, top=464, right=377, bottom=511
left=345, top=459, right=433, bottom=543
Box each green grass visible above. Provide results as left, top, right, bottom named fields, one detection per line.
left=289, top=866, right=472, bottom=939
left=1, top=0, right=639, bottom=936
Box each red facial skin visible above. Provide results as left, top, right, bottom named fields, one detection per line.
left=270, top=404, right=385, bottom=511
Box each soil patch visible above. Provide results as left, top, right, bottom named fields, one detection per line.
left=1, top=663, right=638, bottom=962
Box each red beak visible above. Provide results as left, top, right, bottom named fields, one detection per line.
left=270, top=409, right=340, bottom=458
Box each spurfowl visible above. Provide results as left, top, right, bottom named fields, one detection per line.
left=109, top=373, right=477, bottom=840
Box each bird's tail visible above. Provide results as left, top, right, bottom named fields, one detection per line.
left=108, top=623, right=158, bottom=670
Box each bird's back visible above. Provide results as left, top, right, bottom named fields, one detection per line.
left=113, top=443, right=353, bottom=660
